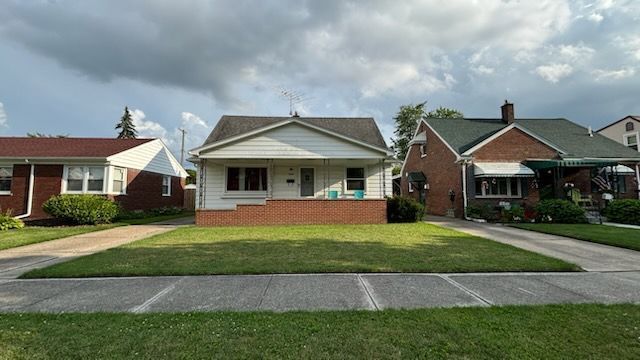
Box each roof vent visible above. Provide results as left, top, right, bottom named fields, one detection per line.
left=501, top=100, right=515, bottom=124
left=588, top=126, right=593, bottom=137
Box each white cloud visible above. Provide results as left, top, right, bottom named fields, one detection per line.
left=535, top=63, right=574, bottom=83
left=592, top=67, right=636, bottom=80
left=558, top=44, right=596, bottom=61
left=0, top=102, right=7, bottom=128
left=588, top=12, right=604, bottom=22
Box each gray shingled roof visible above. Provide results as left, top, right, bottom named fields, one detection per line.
left=425, top=117, right=640, bottom=160
left=202, top=115, right=389, bottom=150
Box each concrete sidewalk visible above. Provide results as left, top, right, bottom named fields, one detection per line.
left=1, top=271, right=639, bottom=313
left=0, top=224, right=180, bottom=279
left=427, top=216, right=640, bottom=272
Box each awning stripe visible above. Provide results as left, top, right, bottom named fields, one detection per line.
left=474, top=162, right=535, bottom=178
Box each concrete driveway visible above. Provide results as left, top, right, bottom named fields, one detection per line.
left=0, top=218, right=191, bottom=279
left=427, top=216, right=640, bottom=272
left=1, top=271, right=639, bottom=313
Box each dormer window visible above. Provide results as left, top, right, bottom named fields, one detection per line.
left=626, top=122, right=635, bottom=132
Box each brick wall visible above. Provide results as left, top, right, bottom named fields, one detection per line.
left=473, top=128, right=559, bottom=161
left=113, top=169, right=185, bottom=211
left=401, top=122, right=464, bottom=217
left=0, top=164, right=62, bottom=219
left=196, top=199, right=387, bottom=226
left=0, top=164, right=29, bottom=215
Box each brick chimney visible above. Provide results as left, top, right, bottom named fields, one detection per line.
left=501, top=100, right=514, bottom=124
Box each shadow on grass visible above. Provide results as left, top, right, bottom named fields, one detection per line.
left=22, top=235, right=579, bottom=278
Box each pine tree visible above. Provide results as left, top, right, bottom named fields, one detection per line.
left=115, top=106, right=138, bottom=139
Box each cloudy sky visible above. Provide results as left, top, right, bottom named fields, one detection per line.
left=1, top=0, right=639, bottom=163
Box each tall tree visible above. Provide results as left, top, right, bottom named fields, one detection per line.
left=391, top=102, right=426, bottom=161
left=426, top=106, right=464, bottom=119
left=115, top=106, right=138, bottom=139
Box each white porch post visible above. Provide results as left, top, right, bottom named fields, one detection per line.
left=636, top=163, right=640, bottom=200
left=267, top=159, right=274, bottom=198
left=197, top=159, right=206, bottom=209
left=381, top=159, right=386, bottom=197
left=323, top=159, right=327, bottom=199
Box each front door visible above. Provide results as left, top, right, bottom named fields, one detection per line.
left=300, top=168, right=314, bottom=197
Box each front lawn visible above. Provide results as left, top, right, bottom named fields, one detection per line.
left=0, top=224, right=120, bottom=251
left=117, top=212, right=194, bottom=225
left=512, top=223, right=640, bottom=251
left=23, top=223, right=578, bottom=278
left=0, top=304, right=638, bottom=359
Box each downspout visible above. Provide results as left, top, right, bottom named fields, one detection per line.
left=461, top=160, right=471, bottom=220
left=15, top=162, right=35, bottom=219
left=636, top=164, right=640, bottom=200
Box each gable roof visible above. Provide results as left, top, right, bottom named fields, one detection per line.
left=423, top=118, right=640, bottom=160
left=0, top=137, right=154, bottom=158
left=596, top=115, right=640, bottom=132
left=201, top=115, right=389, bottom=150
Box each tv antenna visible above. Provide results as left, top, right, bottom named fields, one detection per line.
left=277, top=87, right=311, bottom=115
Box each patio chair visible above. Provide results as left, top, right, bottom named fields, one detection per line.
left=568, top=188, right=594, bottom=207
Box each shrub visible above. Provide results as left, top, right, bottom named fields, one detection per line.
left=387, top=196, right=425, bottom=223
left=535, top=199, right=587, bottom=224
left=501, top=204, right=524, bottom=223
left=116, top=207, right=184, bottom=221
left=466, top=202, right=499, bottom=221
left=602, top=199, right=640, bottom=225
left=43, top=195, right=119, bottom=225
left=0, top=209, right=25, bottom=231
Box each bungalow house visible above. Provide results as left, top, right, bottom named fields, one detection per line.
left=0, top=137, right=188, bottom=220
left=189, top=115, right=394, bottom=226
left=401, top=102, right=640, bottom=219
left=598, top=115, right=640, bottom=152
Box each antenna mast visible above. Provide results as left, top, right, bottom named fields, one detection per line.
left=277, top=88, right=309, bottom=115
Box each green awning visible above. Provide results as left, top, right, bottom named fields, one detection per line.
left=526, top=159, right=620, bottom=170
left=407, top=171, right=426, bottom=183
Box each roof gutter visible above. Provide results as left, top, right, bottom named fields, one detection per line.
left=15, top=162, right=35, bottom=220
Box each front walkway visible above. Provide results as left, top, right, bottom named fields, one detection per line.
left=0, top=219, right=190, bottom=279
left=1, top=271, right=639, bottom=313
left=427, top=216, right=640, bottom=272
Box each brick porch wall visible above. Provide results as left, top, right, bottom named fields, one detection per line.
left=196, top=199, right=387, bottom=226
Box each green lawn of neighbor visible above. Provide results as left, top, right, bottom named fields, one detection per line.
left=117, top=212, right=194, bottom=225
left=512, top=223, right=640, bottom=251
left=0, top=224, right=120, bottom=251
left=23, top=223, right=578, bottom=278
left=1, top=304, right=638, bottom=359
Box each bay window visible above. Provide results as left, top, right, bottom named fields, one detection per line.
left=64, top=166, right=105, bottom=193
left=0, top=166, right=12, bottom=194
left=226, top=167, right=267, bottom=191
left=475, top=177, right=521, bottom=198
left=346, top=167, right=366, bottom=191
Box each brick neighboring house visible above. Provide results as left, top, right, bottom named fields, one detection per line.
left=401, top=102, right=640, bottom=219
left=189, top=115, right=395, bottom=226
left=0, top=137, right=188, bottom=220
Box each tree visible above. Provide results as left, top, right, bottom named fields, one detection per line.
left=26, top=133, right=69, bottom=138
left=426, top=106, right=464, bottom=119
left=115, top=106, right=138, bottom=139
left=391, top=102, right=426, bottom=161
left=185, top=169, right=197, bottom=185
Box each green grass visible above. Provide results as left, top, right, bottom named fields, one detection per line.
left=117, top=212, right=194, bottom=225
left=0, top=224, right=120, bottom=251
left=512, top=223, right=640, bottom=251
left=23, top=223, right=578, bottom=278
left=0, top=304, right=638, bottom=359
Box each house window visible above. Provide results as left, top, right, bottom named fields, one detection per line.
left=226, top=167, right=267, bottom=191
left=626, top=122, right=634, bottom=131
left=615, top=175, right=627, bottom=194
left=112, top=167, right=126, bottom=194
left=474, top=177, right=521, bottom=198
left=345, top=167, right=365, bottom=191
left=0, top=166, right=12, bottom=194
left=64, top=166, right=105, bottom=193
left=420, top=144, right=427, bottom=157
left=625, top=134, right=638, bottom=151
left=162, top=176, right=171, bottom=196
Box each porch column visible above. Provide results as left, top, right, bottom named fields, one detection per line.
left=197, top=159, right=206, bottom=209
left=636, top=164, right=640, bottom=200
left=323, top=159, right=327, bottom=199
left=267, top=159, right=274, bottom=198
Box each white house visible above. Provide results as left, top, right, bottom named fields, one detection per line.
left=189, top=115, right=394, bottom=226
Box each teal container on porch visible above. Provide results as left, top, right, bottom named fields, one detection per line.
left=328, top=190, right=339, bottom=199
left=354, top=190, right=365, bottom=199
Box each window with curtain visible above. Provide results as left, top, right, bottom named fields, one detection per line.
left=226, top=167, right=267, bottom=191
left=0, top=166, right=12, bottom=193
left=474, top=177, right=521, bottom=198
left=346, top=167, right=365, bottom=191
left=64, top=166, right=105, bottom=193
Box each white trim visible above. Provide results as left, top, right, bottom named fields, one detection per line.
left=107, top=138, right=188, bottom=178
left=110, top=166, right=127, bottom=195
left=299, top=167, right=316, bottom=198
left=162, top=175, right=171, bottom=197
left=190, top=119, right=391, bottom=156
left=399, top=120, right=460, bottom=181
left=636, top=164, right=640, bottom=200
left=344, top=166, right=366, bottom=194
left=0, top=165, right=12, bottom=195
left=474, top=177, right=522, bottom=199
left=422, top=120, right=462, bottom=159
left=461, top=123, right=567, bottom=156
left=61, top=165, right=108, bottom=194
left=223, top=164, right=269, bottom=194
left=623, top=131, right=639, bottom=151
left=14, top=164, right=34, bottom=219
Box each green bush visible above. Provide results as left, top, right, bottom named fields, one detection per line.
left=466, top=202, right=499, bottom=221
left=535, top=199, right=587, bottom=224
left=602, top=199, right=640, bottom=225
left=387, top=196, right=425, bottom=223
left=116, top=207, right=184, bottom=221
left=501, top=204, right=525, bottom=223
left=0, top=209, right=25, bottom=231
left=43, top=195, right=119, bottom=225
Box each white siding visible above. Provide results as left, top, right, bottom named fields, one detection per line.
left=200, top=159, right=392, bottom=209
left=200, top=123, right=385, bottom=159
left=108, top=139, right=187, bottom=177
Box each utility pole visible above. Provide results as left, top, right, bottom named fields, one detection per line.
left=179, top=128, right=186, bottom=166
